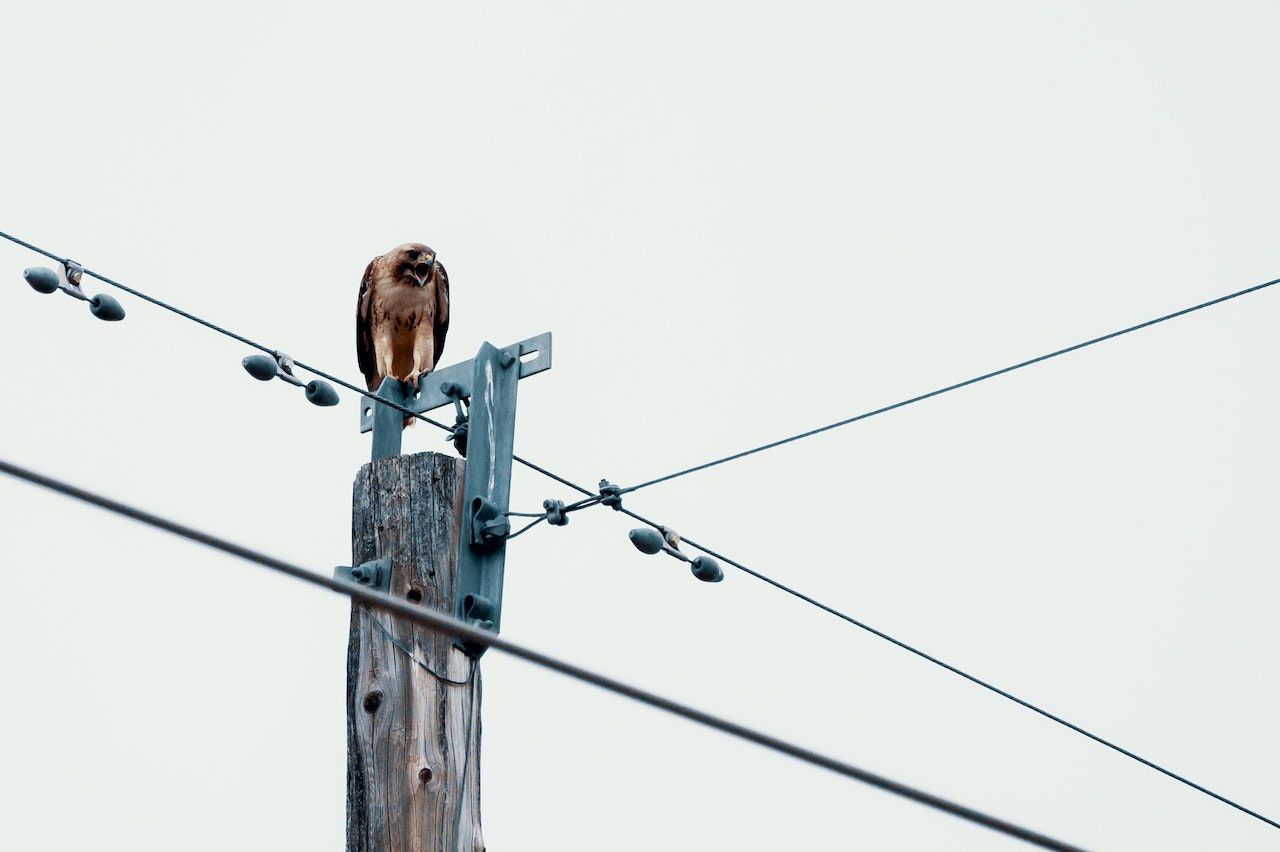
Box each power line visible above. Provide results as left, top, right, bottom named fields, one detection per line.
left=496, top=458, right=1280, bottom=831
left=0, top=227, right=623, bottom=508
left=4, top=227, right=1273, bottom=830
left=617, top=275, right=1280, bottom=496
left=611, top=504, right=1280, bottom=831
left=0, top=228, right=456, bottom=432
left=0, top=457, right=1086, bottom=852
left=0, top=228, right=595, bottom=496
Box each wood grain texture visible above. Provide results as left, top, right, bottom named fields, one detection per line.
left=348, top=452, right=483, bottom=852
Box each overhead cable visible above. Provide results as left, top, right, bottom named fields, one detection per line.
left=0, top=457, right=1085, bottom=852
left=4, top=228, right=1274, bottom=830
left=618, top=276, right=1280, bottom=496
left=611, top=503, right=1280, bottom=831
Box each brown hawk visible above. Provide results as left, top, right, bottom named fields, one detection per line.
left=356, top=243, right=450, bottom=409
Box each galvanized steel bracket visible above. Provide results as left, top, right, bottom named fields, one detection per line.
left=452, top=340, right=526, bottom=657
left=354, top=333, right=552, bottom=657
left=358, top=331, right=552, bottom=443
left=366, top=378, right=413, bottom=462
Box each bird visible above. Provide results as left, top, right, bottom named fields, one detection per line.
left=356, top=242, right=450, bottom=422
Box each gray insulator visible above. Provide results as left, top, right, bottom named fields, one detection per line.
left=628, top=528, right=664, bottom=555
left=306, top=379, right=340, bottom=406
left=242, top=354, right=279, bottom=381
left=88, top=293, right=126, bottom=321
left=23, top=267, right=59, bottom=294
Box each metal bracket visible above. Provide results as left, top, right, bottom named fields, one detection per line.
left=353, top=332, right=552, bottom=655
left=359, top=331, right=552, bottom=438
left=334, top=558, right=392, bottom=593
left=367, top=377, right=413, bottom=461
left=452, top=340, right=526, bottom=657
left=470, top=496, right=511, bottom=550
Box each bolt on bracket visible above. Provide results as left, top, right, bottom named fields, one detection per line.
left=334, top=557, right=392, bottom=593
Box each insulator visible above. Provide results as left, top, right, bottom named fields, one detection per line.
left=88, top=293, right=126, bottom=321
left=305, top=379, right=339, bottom=407
left=628, top=527, right=664, bottom=555
left=23, top=267, right=59, bottom=294
left=242, top=354, right=279, bottom=381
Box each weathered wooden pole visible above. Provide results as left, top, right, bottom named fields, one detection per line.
left=347, top=451, right=484, bottom=851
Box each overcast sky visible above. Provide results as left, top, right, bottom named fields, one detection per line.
left=2, top=2, right=1279, bottom=850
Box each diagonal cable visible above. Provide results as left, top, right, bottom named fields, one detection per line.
left=0, top=457, right=1085, bottom=852
left=618, top=276, right=1280, bottom=496
left=5, top=226, right=1276, bottom=831
left=0, top=228, right=455, bottom=430
left=614, top=502, right=1280, bottom=831
left=0, top=228, right=582, bottom=478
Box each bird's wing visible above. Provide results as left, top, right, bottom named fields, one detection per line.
left=433, top=260, right=450, bottom=369
left=356, top=259, right=379, bottom=391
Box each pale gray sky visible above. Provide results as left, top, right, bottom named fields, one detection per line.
left=2, top=2, right=1278, bottom=849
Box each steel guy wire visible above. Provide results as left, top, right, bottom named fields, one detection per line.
left=0, top=457, right=1085, bottom=852
left=616, top=275, right=1280, bottom=497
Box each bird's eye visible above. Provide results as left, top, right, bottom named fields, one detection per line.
left=407, top=250, right=421, bottom=261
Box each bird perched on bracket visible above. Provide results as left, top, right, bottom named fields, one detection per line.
left=356, top=242, right=450, bottom=425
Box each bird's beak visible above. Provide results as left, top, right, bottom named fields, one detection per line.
left=412, top=259, right=435, bottom=287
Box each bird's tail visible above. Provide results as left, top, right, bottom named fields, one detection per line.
left=403, top=416, right=415, bottom=429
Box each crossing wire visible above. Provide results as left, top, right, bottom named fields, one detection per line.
left=617, top=275, right=1280, bottom=497
left=0, top=229, right=457, bottom=431
left=615, top=505, right=1280, bottom=831
left=0, top=227, right=619, bottom=495
left=493, top=463, right=1280, bottom=831
left=0, top=457, right=1086, bottom=852
left=3, top=227, right=1275, bottom=831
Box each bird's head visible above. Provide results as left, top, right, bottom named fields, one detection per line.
left=392, top=242, right=438, bottom=288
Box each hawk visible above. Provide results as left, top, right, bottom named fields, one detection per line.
left=356, top=243, right=450, bottom=412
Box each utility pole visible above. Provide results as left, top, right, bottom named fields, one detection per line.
left=342, top=334, right=552, bottom=852
left=346, top=451, right=481, bottom=850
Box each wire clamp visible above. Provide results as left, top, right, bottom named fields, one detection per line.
left=542, top=498, right=569, bottom=526
left=21, top=259, right=126, bottom=321
left=470, top=496, right=511, bottom=550
left=242, top=350, right=339, bottom=407
left=628, top=525, right=723, bottom=583
left=598, top=479, right=624, bottom=511
left=441, top=381, right=470, bottom=457
left=461, top=593, right=495, bottom=632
